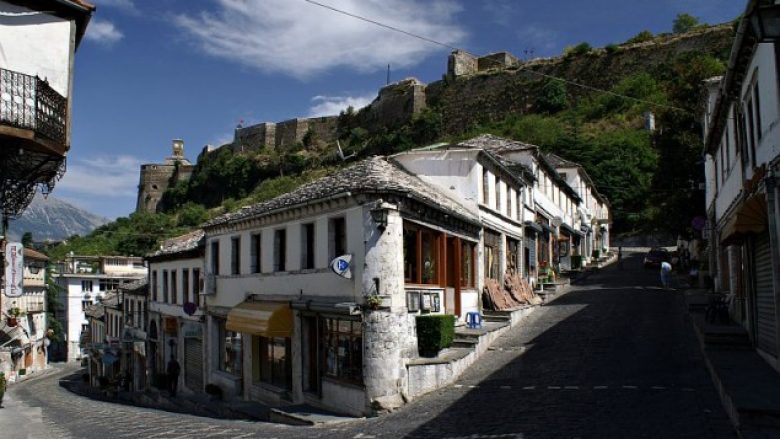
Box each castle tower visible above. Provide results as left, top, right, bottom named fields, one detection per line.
left=135, top=140, right=194, bottom=213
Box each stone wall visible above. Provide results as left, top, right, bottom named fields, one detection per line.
left=136, top=164, right=176, bottom=213
left=234, top=122, right=276, bottom=152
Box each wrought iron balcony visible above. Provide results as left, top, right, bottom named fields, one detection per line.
left=0, top=67, right=67, bottom=146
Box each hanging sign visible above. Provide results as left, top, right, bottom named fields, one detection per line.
left=4, top=242, right=23, bottom=298
left=330, top=254, right=353, bottom=279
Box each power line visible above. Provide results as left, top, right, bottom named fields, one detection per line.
left=302, top=0, right=693, bottom=115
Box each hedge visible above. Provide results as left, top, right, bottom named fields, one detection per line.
left=416, top=314, right=456, bottom=357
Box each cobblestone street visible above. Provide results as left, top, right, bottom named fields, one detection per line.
left=0, top=253, right=735, bottom=438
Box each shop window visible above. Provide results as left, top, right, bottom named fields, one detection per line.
left=507, top=238, right=520, bottom=273
left=274, top=229, right=287, bottom=272
left=322, top=318, right=363, bottom=384
left=255, top=336, right=292, bottom=390
left=484, top=231, right=501, bottom=280
left=461, top=241, right=475, bottom=288
left=301, top=223, right=315, bottom=269
left=217, top=319, right=242, bottom=377
left=403, top=222, right=440, bottom=285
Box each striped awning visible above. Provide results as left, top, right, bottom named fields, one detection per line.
left=226, top=301, right=293, bottom=337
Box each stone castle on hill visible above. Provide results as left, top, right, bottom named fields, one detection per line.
left=135, top=26, right=733, bottom=213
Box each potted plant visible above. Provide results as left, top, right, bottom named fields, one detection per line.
left=365, top=294, right=383, bottom=310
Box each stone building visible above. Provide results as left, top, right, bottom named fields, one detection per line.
left=202, top=156, right=480, bottom=415
left=136, top=139, right=194, bottom=213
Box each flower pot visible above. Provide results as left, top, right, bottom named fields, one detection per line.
left=6, top=317, right=17, bottom=327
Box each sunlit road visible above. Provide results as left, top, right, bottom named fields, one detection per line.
left=1, top=253, right=734, bottom=438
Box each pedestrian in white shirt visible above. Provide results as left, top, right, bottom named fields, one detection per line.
left=660, top=261, right=673, bottom=289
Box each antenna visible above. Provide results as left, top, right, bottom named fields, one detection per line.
left=336, top=140, right=356, bottom=161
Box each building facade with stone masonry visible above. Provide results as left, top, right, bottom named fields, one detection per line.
left=0, top=248, right=49, bottom=381
left=391, top=143, right=535, bottom=313
left=201, top=156, right=481, bottom=416
left=53, top=255, right=147, bottom=361
left=136, top=139, right=194, bottom=213
left=702, top=0, right=780, bottom=371
left=146, top=229, right=206, bottom=396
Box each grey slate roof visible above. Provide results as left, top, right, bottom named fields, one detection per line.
left=120, top=278, right=148, bottom=295
left=148, top=229, right=204, bottom=258
left=204, top=156, right=479, bottom=229
left=458, top=134, right=537, bottom=153
left=84, top=303, right=104, bottom=319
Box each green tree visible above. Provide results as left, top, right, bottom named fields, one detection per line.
left=45, top=268, right=64, bottom=342
left=536, top=79, right=568, bottom=114
left=21, top=232, right=33, bottom=247
left=673, top=13, right=700, bottom=34
left=626, top=30, right=654, bottom=44
left=177, top=202, right=209, bottom=227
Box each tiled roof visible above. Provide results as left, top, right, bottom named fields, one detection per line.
left=149, top=229, right=204, bottom=258
left=544, top=153, right=579, bottom=169
left=84, top=303, right=104, bottom=319
left=458, top=134, right=537, bottom=153
left=205, top=156, right=479, bottom=228
left=120, top=278, right=148, bottom=294
left=69, top=0, right=96, bottom=10
left=24, top=248, right=49, bottom=261
left=100, top=292, right=120, bottom=308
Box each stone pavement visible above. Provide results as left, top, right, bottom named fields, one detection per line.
left=0, top=252, right=735, bottom=438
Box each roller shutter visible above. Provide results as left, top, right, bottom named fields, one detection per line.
left=754, top=234, right=777, bottom=356
left=184, top=338, right=203, bottom=391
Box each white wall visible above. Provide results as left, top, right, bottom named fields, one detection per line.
left=0, top=1, right=74, bottom=96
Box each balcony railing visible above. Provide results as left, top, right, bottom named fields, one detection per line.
left=0, top=67, right=67, bottom=145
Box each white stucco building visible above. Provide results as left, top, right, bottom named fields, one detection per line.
left=53, top=255, right=146, bottom=361
left=702, top=0, right=780, bottom=370
left=146, top=230, right=206, bottom=395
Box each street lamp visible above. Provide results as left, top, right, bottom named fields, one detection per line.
left=750, top=2, right=780, bottom=42
left=370, top=200, right=389, bottom=232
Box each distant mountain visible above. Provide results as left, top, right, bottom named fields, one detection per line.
left=7, top=194, right=109, bottom=242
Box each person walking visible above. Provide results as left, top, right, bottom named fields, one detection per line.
left=0, top=371, right=6, bottom=408
left=166, top=355, right=181, bottom=397
left=660, top=261, right=673, bottom=289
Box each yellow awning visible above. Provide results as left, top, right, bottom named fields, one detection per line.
left=721, top=193, right=768, bottom=244
left=226, top=301, right=293, bottom=337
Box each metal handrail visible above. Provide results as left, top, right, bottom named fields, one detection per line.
left=0, top=67, right=67, bottom=145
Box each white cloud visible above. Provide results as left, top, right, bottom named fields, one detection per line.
left=58, top=155, right=144, bottom=198
left=84, top=18, right=124, bottom=45
left=175, top=0, right=466, bottom=79
left=308, top=93, right=375, bottom=117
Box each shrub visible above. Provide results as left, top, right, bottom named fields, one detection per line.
left=626, top=30, right=653, bottom=45
left=564, top=42, right=592, bottom=58
left=416, top=314, right=455, bottom=357
left=605, top=43, right=619, bottom=54
left=536, top=79, right=568, bottom=114
left=673, top=13, right=700, bottom=34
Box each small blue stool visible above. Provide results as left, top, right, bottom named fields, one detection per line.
left=465, top=311, right=482, bottom=329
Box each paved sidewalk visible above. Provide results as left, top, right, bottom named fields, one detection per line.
left=685, top=290, right=780, bottom=438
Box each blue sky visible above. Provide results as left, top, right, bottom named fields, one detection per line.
left=56, top=0, right=745, bottom=219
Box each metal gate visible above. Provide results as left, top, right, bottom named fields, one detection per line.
left=754, top=234, right=777, bottom=356
left=184, top=337, right=203, bottom=391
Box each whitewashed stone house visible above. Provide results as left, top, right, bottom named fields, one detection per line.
left=146, top=229, right=206, bottom=394
left=202, top=156, right=481, bottom=415
left=545, top=153, right=612, bottom=266
left=459, top=136, right=586, bottom=275
left=392, top=142, right=533, bottom=310
left=703, top=0, right=780, bottom=370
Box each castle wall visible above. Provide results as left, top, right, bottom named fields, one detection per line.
left=275, top=118, right=310, bottom=149
left=136, top=164, right=176, bottom=213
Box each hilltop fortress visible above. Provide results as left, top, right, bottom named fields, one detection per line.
left=136, top=24, right=733, bottom=213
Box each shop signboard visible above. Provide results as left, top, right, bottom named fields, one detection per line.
left=4, top=242, right=23, bottom=298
